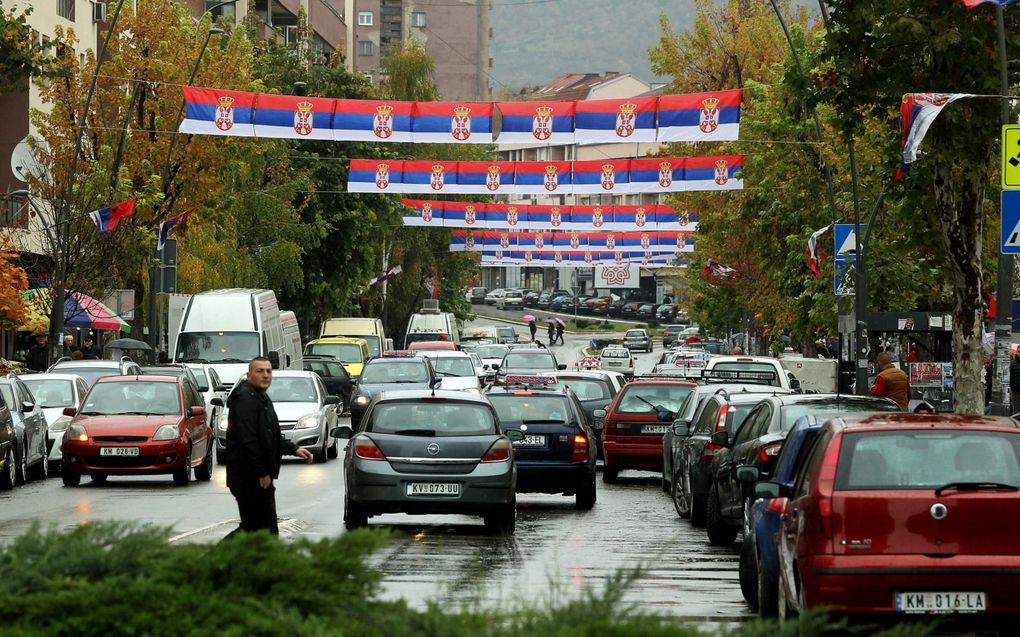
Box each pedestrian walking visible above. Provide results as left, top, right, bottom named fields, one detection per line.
left=1009, top=349, right=1020, bottom=415
left=25, top=334, right=49, bottom=372
left=61, top=335, right=77, bottom=358
left=555, top=321, right=564, bottom=345
left=547, top=320, right=555, bottom=346
left=225, top=358, right=313, bottom=535
left=869, top=352, right=910, bottom=411
left=528, top=319, right=537, bottom=343
left=79, top=337, right=100, bottom=360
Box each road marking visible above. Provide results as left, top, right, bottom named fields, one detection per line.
left=168, top=517, right=307, bottom=543
left=169, top=519, right=237, bottom=543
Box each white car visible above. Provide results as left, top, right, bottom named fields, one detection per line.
left=598, top=346, right=635, bottom=376
left=703, top=355, right=801, bottom=391
left=415, top=351, right=482, bottom=393
left=20, top=373, right=90, bottom=472
left=185, top=363, right=229, bottom=437
left=497, top=291, right=524, bottom=310
left=47, top=357, right=143, bottom=387
left=469, top=343, right=510, bottom=382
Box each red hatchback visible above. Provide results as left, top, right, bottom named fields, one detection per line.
left=598, top=379, right=696, bottom=482
left=61, top=376, right=214, bottom=486
left=768, top=413, right=1020, bottom=621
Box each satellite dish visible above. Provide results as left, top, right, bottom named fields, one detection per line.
left=9, top=137, right=47, bottom=183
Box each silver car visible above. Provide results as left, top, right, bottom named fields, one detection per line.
left=0, top=376, right=49, bottom=483
left=335, top=390, right=521, bottom=533
left=20, top=373, right=90, bottom=472
left=623, top=329, right=653, bottom=353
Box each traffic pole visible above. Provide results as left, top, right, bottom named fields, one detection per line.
left=994, top=4, right=1014, bottom=416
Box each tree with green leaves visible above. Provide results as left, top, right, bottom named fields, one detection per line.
left=0, top=3, right=66, bottom=91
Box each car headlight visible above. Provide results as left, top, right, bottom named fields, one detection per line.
left=153, top=424, right=180, bottom=441
left=49, top=415, right=73, bottom=433
left=296, top=413, right=319, bottom=429
left=66, top=424, right=88, bottom=442
left=354, top=395, right=371, bottom=406
left=217, top=413, right=230, bottom=432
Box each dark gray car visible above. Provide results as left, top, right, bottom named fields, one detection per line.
left=335, top=390, right=521, bottom=534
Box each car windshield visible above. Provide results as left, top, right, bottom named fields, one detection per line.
left=51, top=366, right=118, bottom=387
left=305, top=343, right=364, bottom=364
left=475, top=345, right=509, bottom=359
left=616, top=384, right=694, bottom=414
left=601, top=349, right=630, bottom=359
left=488, top=394, right=570, bottom=423
left=360, top=360, right=430, bottom=384
left=557, top=378, right=609, bottom=401
left=503, top=352, right=556, bottom=371
left=176, top=332, right=259, bottom=363
left=425, top=356, right=475, bottom=377
left=266, top=377, right=318, bottom=403
left=369, top=401, right=496, bottom=435
left=836, top=430, right=1020, bottom=490
left=780, top=399, right=901, bottom=430
left=21, top=379, right=75, bottom=408
left=80, top=382, right=181, bottom=416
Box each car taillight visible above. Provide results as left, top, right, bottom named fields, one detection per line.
left=815, top=434, right=843, bottom=539
left=714, top=404, right=729, bottom=433
left=702, top=442, right=721, bottom=463
left=758, top=443, right=782, bottom=463
left=353, top=437, right=386, bottom=460
left=482, top=438, right=512, bottom=462
left=767, top=497, right=788, bottom=513
left=572, top=434, right=588, bottom=462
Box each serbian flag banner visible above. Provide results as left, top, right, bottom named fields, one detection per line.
left=527, top=205, right=569, bottom=230
left=457, top=161, right=516, bottom=195
left=575, top=97, right=657, bottom=144
left=179, top=87, right=257, bottom=137
left=571, top=159, right=631, bottom=194
left=657, top=89, right=741, bottom=142
left=401, top=160, right=459, bottom=194
left=333, top=99, right=414, bottom=142
left=347, top=159, right=405, bottom=193
left=686, top=155, right=743, bottom=191
left=89, top=199, right=135, bottom=234
left=496, top=101, right=575, bottom=144
left=515, top=161, right=572, bottom=195
left=806, top=224, right=831, bottom=277
left=896, top=93, right=971, bottom=179
left=566, top=206, right=613, bottom=230
left=443, top=201, right=490, bottom=227
left=158, top=206, right=197, bottom=250
left=253, top=93, right=334, bottom=140
left=412, top=102, right=494, bottom=144
left=401, top=199, right=458, bottom=226
left=629, top=157, right=685, bottom=193
left=961, top=0, right=1016, bottom=7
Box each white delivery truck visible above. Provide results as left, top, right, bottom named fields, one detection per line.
left=279, top=310, right=303, bottom=371
left=172, top=289, right=294, bottom=384
left=405, top=300, right=459, bottom=348
left=167, top=293, right=192, bottom=357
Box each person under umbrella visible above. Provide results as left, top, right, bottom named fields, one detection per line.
left=547, top=318, right=556, bottom=345
left=529, top=319, right=537, bottom=343
left=555, top=318, right=565, bottom=345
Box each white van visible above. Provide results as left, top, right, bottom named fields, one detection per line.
left=172, top=289, right=293, bottom=384
left=280, top=310, right=303, bottom=372
left=405, top=300, right=459, bottom=348
left=319, top=317, right=387, bottom=358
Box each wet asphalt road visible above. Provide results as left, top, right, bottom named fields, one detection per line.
left=0, top=317, right=751, bottom=621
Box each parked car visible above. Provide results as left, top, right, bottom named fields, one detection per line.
left=484, top=289, right=505, bottom=306
left=302, top=355, right=356, bottom=414
left=334, top=390, right=520, bottom=533
left=548, top=369, right=625, bottom=460
left=621, top=301, right=643, bottom=319
left=0, top=398, right=15, bottom=490
left=523, top=290, right=541, bottom=307
left=623, top=329, right=653, bottom=353
left=0, top=376, right=48, bottom=484
left=497, top=290, right=525, bottom=311
left=598, top=346, right=635, bottom=376
left=467, top=287, right=487, bottom=304
left=607, top=298, right=628, bottom=318
left=61, top=375, right=214, bottom=486
left=636, top=304, right=657, bottom=321
left=662, top=324, right=687, bottom=348
left=537, top=289, right=572, bottom=310
left=657, top=304, right=678, bottom=323
left=47, top=357, right=143, bottom=387
left=21, top=373, right=91, bottom=473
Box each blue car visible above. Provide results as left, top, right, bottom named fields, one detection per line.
left=349, top=352, right=437, bottom=426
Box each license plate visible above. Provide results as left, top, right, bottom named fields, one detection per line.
left=406, top=482, right=460, bottom=496
left=895, top=592, right=986, bottom=614
left=99, top=447, right=139, bottom=457
left=606, top=361, right=621, bottom=367
left=513, top=435, right=545, bottom=447
left=642, top=425, right=668, bottom=434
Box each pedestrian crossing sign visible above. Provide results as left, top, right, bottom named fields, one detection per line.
left=1001, top=190, right=1020, bottom=254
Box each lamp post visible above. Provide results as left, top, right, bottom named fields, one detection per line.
left=992, top=4, right=1014, bottom=416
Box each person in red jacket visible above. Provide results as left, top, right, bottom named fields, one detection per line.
left=870, top=352, right=910, bottom=411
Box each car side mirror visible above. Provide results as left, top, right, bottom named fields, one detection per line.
left=789, top=377, right=801, bottom=392
left=189, top=406, right=206, bottom=418
left=267, top=351, right=281, bottom=369
left=709, top=430, right=729, bottom=447
left=671, top=423, right=690, bottom=437
left=736, top=466, right=760, bottom=483
left=754, top=481, right=782, bottom=499
left=197, top=385, right=209, bottom=393
left=593, top=408, right=607, bottom=419
left=431, top=378, right=443, bottom=388
left=210, top=398, right=225, bottom=408
left=324, top=395, right=341, bottom=406
left=491, top=364, right=500, bottom=371
left=505, top=429, right=524, bottom=442
left=62, top=407, right=77, bottom=417
left=350, top=378, right=358, bottom=385
left=21, top=402, right=35, bottom=412
left=215, top=384, right=229, bottom=392
left=330, top=425, right=354, bottom=439
left=557, top=364, right=566, bottom=370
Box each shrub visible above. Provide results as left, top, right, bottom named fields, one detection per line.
left=574, top=318, right=590, bottom=329
left=647, top=319, right=660, bottom=329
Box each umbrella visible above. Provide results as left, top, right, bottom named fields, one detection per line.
left=522, top=314, right=536, bottom=322
left=555, top=318, right=566, bottom=326
left=19, top=288, right=129, bottom=332
left=106, top=338, right=151, bottom=351
left=545, top=317, right=556, bottom=323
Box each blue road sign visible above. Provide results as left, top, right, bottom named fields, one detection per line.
left=833, top=223, right=862, bottom=296
left=1001, top=191, right=1020, bottom=255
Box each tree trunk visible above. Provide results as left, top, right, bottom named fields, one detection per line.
left=932, top=162, right=986, bottom=415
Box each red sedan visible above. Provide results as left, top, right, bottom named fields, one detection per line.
left=61, top=375, right=214, bottom=486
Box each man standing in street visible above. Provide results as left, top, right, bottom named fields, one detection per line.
left=870, top=351, right=910, bottom=411
left=61, top=335, right=77, bottom=358
left=1009, top=349, right=1020, bottom=415
left=79, top=336, right=100, bottom=360
left=225, top=357, right=313, bottom=535
left=26, top=334, right=49, bottom=372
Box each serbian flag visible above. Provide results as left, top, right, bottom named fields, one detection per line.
left=496, top=101, right=575, bottom=144
left=806, top=224, right=831, bottom=278
left=179, top=87, right=257, bottom=137
left=575, top=97, right=657, bottom=144
left=686, top=155, right=743, bottom=191
left=400, top=199, right=459, bottom=226
left=896, top=93, right=971, bottom=179
left=88, top=199, right=135, bottom=234
left=442, top=201, right=490, bottom=227
left=368, top=265, right=402, bottom=287
left=657, top=90, right=742, bottom=142
left=412, top=102, right=494, bottom=144
left=571, top=159, right=631, bottom=194
left=401, top=160, right=459, bottom=194
left=253, top=93, right=335, bottom=140
left=457, top=161, right=516, bottom=195
left=648, top=208, right=700, bottom=231
left=515, top=161, right=572, bottom=195
left=703, top=258, right=736, bottom=277
left=158, top=206, right=197, bottom=250
left=347, top=159, right=405, bottom=193
left=525, top=205, right=569, bottom=230
left=333, top=99, right=414, bottom=142
left=629, top=157, right=684, bottom=193
left=962, top=0, right=1016, bottom=7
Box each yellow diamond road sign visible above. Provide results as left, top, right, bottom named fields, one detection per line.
left=1003, top=125, right=1020, bottom=189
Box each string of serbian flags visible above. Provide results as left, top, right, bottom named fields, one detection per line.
left=450, top=230, right=695, bottom=253
left=401, top=200, right=697, bottom=231
left=180, top=87, right=742, bottom=145
left=477, top=250, right=687, bottom=267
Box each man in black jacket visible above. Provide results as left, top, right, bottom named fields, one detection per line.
left=1009, top=350, right=1020, bottom=415
left=25, top=334, right=49, bottom=372
left=225, top=358, right=313, bottom=535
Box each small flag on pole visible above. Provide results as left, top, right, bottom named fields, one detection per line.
left=896, top=93, right=971, bottom=179
left=702, top=258, right=736, bottom=277
left=88, top=199, right=135, bottom=234
left=806, top=224, right=831, bottom=278
left=158, top=206, right=198, bottom=251
left=961, top=0, right=1016, bottom=8
left=368, top=265, right=403, bottom=287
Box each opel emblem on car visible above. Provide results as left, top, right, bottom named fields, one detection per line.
left=426, top=443, right=440, bottom=456
left=930, top=503, right=948, bottom=520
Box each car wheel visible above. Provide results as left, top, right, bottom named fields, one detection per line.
left=483, top=500, right=516, bottom=535
left=0, top=447, right=15, bottom=490
left=757, top=549, right=779, bottom=617
left=327, top=437, right=339, bottom=459
left=706, top=483, right=738, bottom=546
left=671, top=468, right=691, bottom=519
left=575, top=473, right=596, bottom=510
left=216, top=447, right=227, bottom=465
left=739, top=539, right=759, bottom=609
left=14, top=443, right=27, bottom=485
left=90, top=473, right=108, bottom=484
left=194, top=443, right=213, bottom=482
left=30, top=449, right=48, bottom=481
left=62, top=470, right=81, bottom=487
left=602, top=466, right=619, bottom=483
left=344, top=494, right=369, bottom=530
left=689, top=470, right=707, bottom=527
left=777, top=569, right=798, bottom=624
left=172, top=446, right=192, bottom=486
left=313, top=436, right=329, bottom=463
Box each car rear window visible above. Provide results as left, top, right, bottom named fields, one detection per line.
left=726, top=404, right=757, bottom=435
left=625, top=330, right=645, bottom=338
left=361, top=360, right=430, bottom=384
left=488, top=394, right=570, bottom=423
left=835, top=430, right=1020, bottom=490
left=556, top=378, right=609, bottom=401
left=503, top=352, right=556, bottom=370
left=710, top=362, right=781, bottom=386
left=369, top=401, right=496, bottom=435
left=601, top=349, right=630, bottom=359
left=615, top=384, right=694, bottom=414
left=780, top=399, right=901, bottom=430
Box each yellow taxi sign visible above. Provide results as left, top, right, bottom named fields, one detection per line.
left=1002, top=125, right=1020, bottom=189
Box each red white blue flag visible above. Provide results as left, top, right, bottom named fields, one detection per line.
left=657, top=89, right=742, bottom=142
left=703, top=258, right=736, bottom=277
left=514, top=161, right=572, bottom=195
left=179, top=87, right=257, bottom=137
left=253, top=93, right=334, bottom=140
left=401, top=160, right=459, bottom=194
left=333, top=99, right=414, bottom=142
left=158, top=206, right=197, bottom=251
left=496, top=101, right=575, bottom=144
left=571, top=159, right=630, bottom=194
left=896, top=93, right=971, bottom=179
left=347, top=159, right=405, bottom=193
left=412, top=102, right=494, bottom=144
left=368, top=265, right=402, bottom=287
left=88, top=199, right=135, bottom=234
left=806, top=224, right=830, bottom=278
left=575, top=97, right=657, bottom=144
left=961, top=0, right=1015, bottom=7
left=456, top=161, right=516, bottom=195
left=686, top=155, right=744, bottom=191
left=629, top=157, right=685, bottom=193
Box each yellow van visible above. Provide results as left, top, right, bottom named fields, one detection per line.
left=303, top=337, right=370, bottom=378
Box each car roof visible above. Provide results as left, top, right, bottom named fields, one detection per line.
left=505, top=347, right=552, bottom=354
left=95, top=375, right=181, bottom=384
left=374, top=389, right=491, bottom=404
left=708, top=355, right=779, bottom=364
left=308, top=336, right=368, bottom=345
left=415, top=350, right=471, bottom=358
left=267, top=370, right=319, bottom=378
left=769, top=393, right=889, bottom=407
left=834, top=413, right=1020, bottom=432
left=623, top=379, right=697, bottom=387
left=549, top=370, right=612, bottom=381
left=53, top=360, right=121, bottom=368
left=21, top=373, right=84, bottom=382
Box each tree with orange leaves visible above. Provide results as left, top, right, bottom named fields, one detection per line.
left=0, top=233, right=29, bottom=330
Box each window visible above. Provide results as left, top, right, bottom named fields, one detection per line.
left=358, top=11, right=373, bottom=26
left=358, top=40, right=374, bottom=56
left=57, top=0, right=74, bottom=21
left=411, top=11, right=426, bottom=27
left=205, top=0, right=235, bottom=20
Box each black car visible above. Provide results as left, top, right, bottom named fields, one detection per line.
left=485, top=376, right=597, bottom=509
left=523, top=290, right=541, bottom=307
left=548, top=370, right=621, bottom=459
left=0, top=395, right=16, bottom=489
left=303, top=355, right=356, bottom=413
left=350, top=354, right=438, bottom=426
left=495, top=347, right=566, bottom=385
left=548, top=294, right=573, bottom=312
left=621, top=301, right=643, bottom=319
left=607, top=298, right=628, bottom=318
left=662, top=324, right=687, bottom=348
left=468, top=287, right=487, bottom=304
left=657, top=304, right=677, bottom=323
left=537, top=289, right=571, bottom=310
